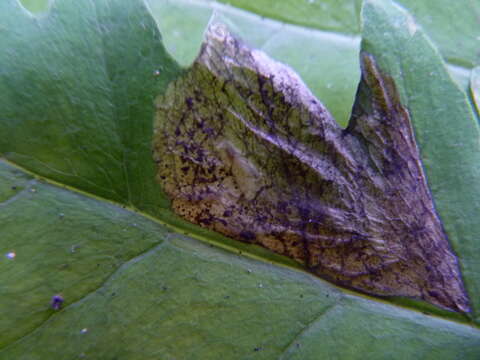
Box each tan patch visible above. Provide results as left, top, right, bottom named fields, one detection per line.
left=153, top=24, right=469, bottom=312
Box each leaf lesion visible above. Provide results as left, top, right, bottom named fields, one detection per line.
left=153, top=24, right=469, bottom=312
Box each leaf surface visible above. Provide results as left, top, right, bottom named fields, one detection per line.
left=1, top=159, right=479, bottom=358
left=1, top=0, right=480, bottom=358
left=0, top=0, right=180, bottom=213
left=214, top=0, right=480, bottom=68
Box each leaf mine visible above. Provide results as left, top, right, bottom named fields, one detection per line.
left=153, top=24, right=469, bottom=312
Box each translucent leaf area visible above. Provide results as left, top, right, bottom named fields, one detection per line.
left=147, top=0, right=361, bottom=127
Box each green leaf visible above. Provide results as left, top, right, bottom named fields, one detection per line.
left=1, top=161, right=479, bottom=358
left=0, top=0, right=181, bottom=214
left=214, top=0, right=480, bottom=68
left=396, top=0, right=480, bottom=68
left=18, top=0, right=50, bottom=14
left=1, top=0, right=480, bottom=358
left=211, top=0, right=363, bottom=35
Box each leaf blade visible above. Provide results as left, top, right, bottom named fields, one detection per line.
left=362, top=0, right=480, bottom=321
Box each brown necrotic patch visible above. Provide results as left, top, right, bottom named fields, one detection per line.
left=153, top=24, right=469, bottom=312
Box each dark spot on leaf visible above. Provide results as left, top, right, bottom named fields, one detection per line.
left=239, top=231, right=256, bottom=242
left=50, top=295, right=64, bottom=310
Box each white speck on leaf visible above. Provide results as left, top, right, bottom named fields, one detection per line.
left=406, top=15, right=417, bottom=36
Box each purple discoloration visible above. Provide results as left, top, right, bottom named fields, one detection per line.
left=50, top=294, right=64, bottom=310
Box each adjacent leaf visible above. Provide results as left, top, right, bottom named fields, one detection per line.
left=18, top=0, right=50, bottom=14
left=397, top=0, right=480, bottom=68
left=214, top=0, right=363, bottom=35
left=215, top=0, right=480, bottom=68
